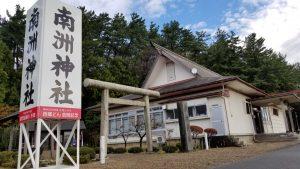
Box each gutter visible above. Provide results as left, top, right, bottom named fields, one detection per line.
left=293, top=94, right=300, bottom=102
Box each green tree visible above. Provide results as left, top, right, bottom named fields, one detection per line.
left=161, top=20, right=182, bottom=51
left=0, top=5, right=25, bottom=69
left=204, top=29, right=243, bottom=76
left=241, top=33, right=300, bottom=92
left=0, top=41, right=9, bottom=103
left=148, top=22, right=160, bottom=42
left=0, top=5, right=25, bottom=105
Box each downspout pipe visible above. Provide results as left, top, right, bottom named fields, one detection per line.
left=221, top=81, right=231, bottom=136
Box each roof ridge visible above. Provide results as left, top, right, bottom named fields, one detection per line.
left=152, top=42, right=221, bottom=77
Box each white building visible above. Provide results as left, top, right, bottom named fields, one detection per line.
left=88, top=43, right=300, bottom=146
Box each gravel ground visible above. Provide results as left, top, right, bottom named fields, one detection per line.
left=81, top=141, right=300, bottom=169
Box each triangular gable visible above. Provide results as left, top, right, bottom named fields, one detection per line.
left=142, top=43, right=221, bottom=88
left=143, top=55, right=195, bottom=88
left=152, top=43, right=221, bottom=77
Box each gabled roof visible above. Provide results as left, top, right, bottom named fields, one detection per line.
left=142, top=42, right=221, bottom=88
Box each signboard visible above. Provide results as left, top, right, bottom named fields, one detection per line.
left=19, top=0, right=82, bottom=123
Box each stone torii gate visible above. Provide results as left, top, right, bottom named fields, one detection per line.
left=83, top=78, right=160, bottom=164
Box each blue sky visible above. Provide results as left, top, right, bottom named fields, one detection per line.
left=1, top=0, right=300, bottom=63
left=143, top=0, right=233, bottom=30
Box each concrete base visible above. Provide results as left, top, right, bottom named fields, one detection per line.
left=30, top=165, right=78, bottom=169
left=233, top=135, right=254, bottom=145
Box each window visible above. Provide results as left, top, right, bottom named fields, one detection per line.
left=109, top=119, right=116, bottom=135
left=273, top=108, right=279, bottom=116
left=116, top=118, right=122, bottom=134
left=122, top=117, right=129, bottom=131
left=129, top=116, right=135, bottom=129
left=166, top=109, right=178, bottom=120
left=188, top=105, right=207, bottom=117
left=151, top=112, right=164, bottom=129
left=188, top=106, right=194, bottom=117
left=246, top=102, right=252, bottom=114
left=109, top=114, right=133, bottom=135
left=137, top=114, right=144, bottom=125
left=195, top=105, right=207, bottom=116
left=108, top=106, right=164, bottom=136
left=261, top=107, right=270, bottom=121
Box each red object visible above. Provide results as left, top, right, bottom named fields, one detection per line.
left=204, top=128, right=218, bottom=136
left=190, top=125, right=204, bottom=134
left=19, top=106, right=81, bottom=123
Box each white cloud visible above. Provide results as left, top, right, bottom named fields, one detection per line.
left=64, top=0, right=134, bottom=17
left=0, top=0, right=36, bottom=18
left=142, top=0, right=171, bottom=18
left=224, top=0, right=300, bottom=63
left=1, top=0, right=173, bottom=20
left=242, top=0, right=269, bottom=6
left=185, top=21, right=206, bottom=31
left=0, top=0, right=134, bottom=18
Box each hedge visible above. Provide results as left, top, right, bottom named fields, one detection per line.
left=128, top=147, right=143, bottom=153
left=64, top=146, right=96, bottom=164
left=162, top=145, right=178, bottom=153
left=0, top=151, right=29, bottom=168
left=107, top=147, right=115, bottom=154
left=113, top=147, right=126, bottom=154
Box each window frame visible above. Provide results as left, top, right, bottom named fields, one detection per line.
left=188, top=104, right=208, bottom=118
left=245, top=101, right=252, bottom=115
left=108, top=106, right=164, bottom=136
left=273, top=108, right=279, bottom=116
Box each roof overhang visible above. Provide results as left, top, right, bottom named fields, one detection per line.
left=251, top=91, right=300, bottom=106
left=225, top=79, right=266, bottom=97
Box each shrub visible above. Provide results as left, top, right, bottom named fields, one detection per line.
left=153, top=147, right=160, bottom=152
left=67, top=146, right=95, bottom=159
left=66, top=147, right=76, bottom=156
left=81, top=147, right=96, bottom=159
left=128, top=147, right=143, bottom=153
left=21, top=154, right=30, bottom=164
left=2, top=161, right=16, bottom=168
left=107, top=147, right=114, bottom=154
left=114, top=147, right=126, bottom=154
left=175, top=143, right=183, bottom=151
left=79, top=154, right=90, bottom=164
left=63, top=154, right=90, bottom=164
left=162, top=145, right=178, bottom=153
left=0, top=151, right=17, bottom=166
left=94, top=147, right=99, bottom=154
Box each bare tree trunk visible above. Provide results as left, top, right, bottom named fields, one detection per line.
left=139, top=138, right=143, bottom=148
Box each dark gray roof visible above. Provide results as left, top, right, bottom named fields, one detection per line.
left=0, top=111, right=19, bottom=122
left=118, top=76, right=236, bottom=101
left=155, top=76, right=235, bottom=94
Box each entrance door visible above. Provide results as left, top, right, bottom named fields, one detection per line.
left=210, top=104, right=226, bottom=136
left=286, top=111, right=292, bottom=132
left=253, top=108, right=264, bottom=134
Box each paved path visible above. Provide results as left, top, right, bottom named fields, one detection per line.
left=216, top=143, right=300, bottom=169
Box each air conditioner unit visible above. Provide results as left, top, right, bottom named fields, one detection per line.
left=156, top=135, right=166, bottom=144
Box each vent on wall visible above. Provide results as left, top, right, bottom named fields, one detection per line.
left=156, top=135, right=166, bottom=144
left=166, top=62, right=176, bottom=82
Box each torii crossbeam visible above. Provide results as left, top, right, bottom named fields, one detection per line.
left=83, top=78, right=160, bottom=164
